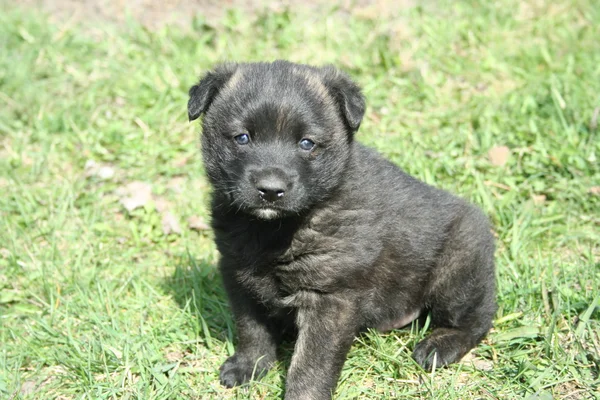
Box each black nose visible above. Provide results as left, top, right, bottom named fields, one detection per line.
left=255, top=176, right=286, bottom=202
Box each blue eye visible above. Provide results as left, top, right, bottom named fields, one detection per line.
left=299, top=138, right=315, bottom=151
left=234, top=134, right=250, bottom=145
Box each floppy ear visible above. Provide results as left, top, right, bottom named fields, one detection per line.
left=188, top=64, right=238, bottom=121
left=320, top=66, right=366, bottom=132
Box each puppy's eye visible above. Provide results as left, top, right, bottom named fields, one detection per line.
left=299, top=138, right=315, bottom=151
left=234, top=134, right=250, bottom=145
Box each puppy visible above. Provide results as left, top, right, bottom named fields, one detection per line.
left=188, top=61, right=496, bottom=400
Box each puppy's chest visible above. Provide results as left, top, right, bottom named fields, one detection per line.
left=220, top=210, right=378, bottom=308
left=236, top=227, right=343, bottom=307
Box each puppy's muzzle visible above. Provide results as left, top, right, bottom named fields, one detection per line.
left=249, top=168, right=293, bottom=203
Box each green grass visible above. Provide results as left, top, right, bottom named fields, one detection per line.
left=1, top=0, right=599, bottom=398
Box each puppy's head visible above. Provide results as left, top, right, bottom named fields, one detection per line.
left=188, top=61, right=365, bottom=220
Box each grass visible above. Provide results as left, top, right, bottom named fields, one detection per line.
left=0, top=0, right=599, bottom=398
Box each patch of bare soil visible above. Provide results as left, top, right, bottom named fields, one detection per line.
left=14, top=0, right=417, bottom=29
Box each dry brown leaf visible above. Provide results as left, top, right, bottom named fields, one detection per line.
left=174, top=155, right=192, bottom=168
left=114, top=96, right=126, bottom=107
left=153, top=196, right=172, bottom=213
left=85, top=159, right=115, bottom=180
left=188, top=216, right=210, bottom=231
left=471, top=358, right=494, bottom=371
left=166, top=177, right=186, bottom=194
left=591, top=107, right=599, bottom=131
left=97, top=166, right=115, bottom=180
left=462, top=352, right=494, bottom=371
left=165, top=350, right=184, bottom=363
left=162, top=211, right=182, bottom=235
left=589, top=186, right=600, bottom=196
left=484, top=180, right=511, bottom=191
left=20, top=381, right=37, bottom=396
left=21, top=155, right=33, bottom=166
left=117, top=181, right=153, bottom=212
left=532, top=194, right=546, bottom=205
left=488, top=146, right=510, bottom=166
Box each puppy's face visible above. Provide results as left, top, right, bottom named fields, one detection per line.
left=188, top=61, right=365, bottom=220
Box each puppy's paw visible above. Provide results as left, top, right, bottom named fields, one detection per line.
left=412, top=329, right=472, bottom=370
left=219, top=354, right=270, bottom=388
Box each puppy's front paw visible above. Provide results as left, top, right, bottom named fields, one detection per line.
left=412, top=329, right=472, bottom=370
left=219, top=354, right=270, bottom=388
left=413, top=339, right=455, bottom=370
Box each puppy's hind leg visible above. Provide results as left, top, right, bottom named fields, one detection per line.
left=413, top=210, right=497, bottom=370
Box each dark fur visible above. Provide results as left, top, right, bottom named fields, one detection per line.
left=188, top=61, right=496, bottom=400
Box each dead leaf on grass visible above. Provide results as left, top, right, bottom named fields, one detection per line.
left=484, top=180, right=511, bottom=191
left=20, top=154, right=33, bottom=166
left=589, top=186, right=600, bottom=196
left=488, top=146, right=510, bottom=166
left=162, top=211, right=182, bottom=235
left=20, top=380, right=37, bottom=396
left=116, top=182, right=185, bottom=235
left=165, top=349, right=184, bottom=363
left=174, top=155, right=192, bottom=168
left=117, top=181, right=153, bottom=212
left=591, top=107, right=599, bottom=131
left=188, top=215, right=210, bottom=231
left=114, top=96, right=126, bottom=107
left=532, top=194, right=546, bottom=205
left=85, top=159, right=115, bottom=180
left=167, top=177, right=186, bottom=194
left=462, top=352, right=494, bottom=371
left=153, top=196, right=172, bottom=213
left=471, top=358, right=494, bottom=371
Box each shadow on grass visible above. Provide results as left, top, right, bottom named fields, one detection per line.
left=161, top=253, right=233, bottom=345
left=160, top=252, right=295, bottom=397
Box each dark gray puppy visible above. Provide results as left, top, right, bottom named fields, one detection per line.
left=188, top=60, right=496, bottom=400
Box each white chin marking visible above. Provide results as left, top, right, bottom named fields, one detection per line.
left=255, top=208, right=280, bottom=220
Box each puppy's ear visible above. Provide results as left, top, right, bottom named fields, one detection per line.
left=320, top=66, right=366, bottom=132
left=188, top=64, right=238, bottom=121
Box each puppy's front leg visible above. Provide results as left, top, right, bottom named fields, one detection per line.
left=220, top=276, right=281, bottom=387
left=285, top=294, right=359, bottom=400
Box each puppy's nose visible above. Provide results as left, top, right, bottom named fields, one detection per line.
left=255, top=176, right=286, bottom=202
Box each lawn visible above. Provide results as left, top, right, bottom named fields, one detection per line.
left=0, top=0, right=598, bottom=398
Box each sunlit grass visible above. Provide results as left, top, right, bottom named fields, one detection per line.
left=1, top=1, right=598, bottom=398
